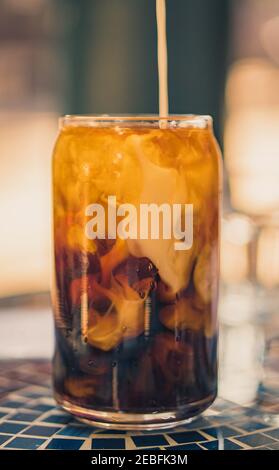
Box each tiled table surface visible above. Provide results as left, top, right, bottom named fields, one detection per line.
left=0, top=360, right=278, bottom=451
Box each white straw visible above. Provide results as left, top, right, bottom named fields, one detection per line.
left=156, top=0, right=169, bottom=121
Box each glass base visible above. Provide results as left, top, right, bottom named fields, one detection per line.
left=55, top=392, right=216, bottom=430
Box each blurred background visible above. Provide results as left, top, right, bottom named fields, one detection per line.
left=0, top=0, right=278, bottom=409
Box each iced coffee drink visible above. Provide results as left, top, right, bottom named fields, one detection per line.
left=52, top=115, right=221, bottom=429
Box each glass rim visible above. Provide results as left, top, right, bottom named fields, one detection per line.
left=60, top=114, right=212, bottom=129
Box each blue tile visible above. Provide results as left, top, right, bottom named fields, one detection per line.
left=203, top=425, right=240, bottom=439
left=97, top=430, right=127, bottom=435
left=0, top=411, right=7, bottom=419
left=132, top=435, right=169, bottom=448
left=224, top=439, right=245, bottom=450
left=265, top=428, right=279, bottom=440
left=92, top=438, right=126, bottom=450
left=206, top=415, right=234, bottom=425
left=4, top=437, right=46, bottom=449
left=57, top=425, right=93, bottom=438
left=201, top=440, right=219, bottom=450
left=233, top=421, right=268, bottom=433
left=22, top=392, right=45, bottom=398
left=184, top=417, right=211, bottom=430
left=23, top=425, right=61, bottom=437
left=0, top=422, right=28, bottom=434
left=42, top=414, right=72, bottom=424
left=46, top=438, right=84, bottom=450
left=0, top=434, right=11, bottom=445
left=243, top=407, right=261, bottom=417
left=235, top=433, right=276, bottom=448
left=10, top=412, right=39, bottom=422
left=141, top=428, right=171, bottom=434
left=166, top=443, right=202, bottom=450
left=0, top=400, right=26, bottom=408
left=202, top=439, right=244, bottom=450
left=212, top=399, right=237, bottom=411
left=243, top=409, right=266, bottom=421
left=168, top=431, right=207, bottom=444
left=28, top=404, right=55, bottom=412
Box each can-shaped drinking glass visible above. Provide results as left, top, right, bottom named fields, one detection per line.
left=52, top=115, right=222, bottom=429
